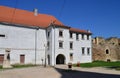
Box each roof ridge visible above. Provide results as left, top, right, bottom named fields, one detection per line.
left=0, top=5, right=54, bottom=17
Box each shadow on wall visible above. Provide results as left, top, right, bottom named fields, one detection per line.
left=54, top=67, right=120, bottom=78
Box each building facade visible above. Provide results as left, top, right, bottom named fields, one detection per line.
left=0, top=6, right=92, bottom=66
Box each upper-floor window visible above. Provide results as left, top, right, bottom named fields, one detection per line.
left=48, top=32, right=50, bottom=38
left=70, top=42, right=73, bottom=49
left=70, top=32, right=73, bottom=38
left=82, top=47, right=85, bottom=55
left=59, top=30, right=63, bottom=37
left=47, top=41, right=50, bottom=50
left=87, top=48, right=90, bottom=55
left=106, top=49, right=109, bottom=54
left=0, top=34, right=5, bottom=37
left=87, top=35, right=90, bottom=40
left=76, top=34, right=79, bottom=40
left=59, top=41, right=63, bottom=48
left=82, top=34, right=84, bottom=40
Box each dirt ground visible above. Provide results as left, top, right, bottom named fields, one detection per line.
left=0, top=65, right=120, bottom=78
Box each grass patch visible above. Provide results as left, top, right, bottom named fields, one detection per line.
left=12, top=64, right=37, bottom=68
left=0, top=65, right=2, bottom=69
left=74, top=61, right=120, bottom=68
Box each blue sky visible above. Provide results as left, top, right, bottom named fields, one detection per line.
left=0, top=0, right=120, bottom=38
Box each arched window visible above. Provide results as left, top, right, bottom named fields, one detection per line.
left=106, top=49, right=109, bottom=54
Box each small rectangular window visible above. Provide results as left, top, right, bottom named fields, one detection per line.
left=0, top=34, right=5, bottom=37
left=82, top=47, right=85, bottom=55
left=82, top=34, right=84, bottom=40
left=70, top=42, right=73, bottom=49
left=48, top=32, right=50, bottom=38
left=59, top=30, right=63, bottom=37
left=59, top=41, right=63, bottom=48
left=87, top=48, right=90, bottom=55
left=47, top=41, right=50, bottom=50
left=70, top=32, right=73, bottom=38
left=87, top=35, right=89, bottom=40
left=76, top=34, right=79, bottom=40
left=70, top=53, right=73, bottom=61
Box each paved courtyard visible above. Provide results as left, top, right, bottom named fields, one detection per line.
left=0, top=65, right=120, bottom=78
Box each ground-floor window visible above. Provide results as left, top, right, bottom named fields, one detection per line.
left=70, top=53, right=73, bottom=61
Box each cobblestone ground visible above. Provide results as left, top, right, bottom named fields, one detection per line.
left=0, top=65, right=120, bottom=78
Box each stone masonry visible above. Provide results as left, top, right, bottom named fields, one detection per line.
left=92, top=37, right=120, bottom=62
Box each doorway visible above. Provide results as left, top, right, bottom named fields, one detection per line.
left=56, top=54, right=65, bottom=64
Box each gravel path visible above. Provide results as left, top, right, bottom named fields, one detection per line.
left=0, top=65, right=120, bottom=78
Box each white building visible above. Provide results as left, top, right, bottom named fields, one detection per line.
left=0, top=6, right=92, bottom=66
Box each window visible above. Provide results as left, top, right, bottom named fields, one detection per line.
left=59, top=41, right=63, bottom=48
left=70, top=53, right=73, bottom=61
left=70, top=42, right=73, bottom=49
left=48, top=32, right=50, bottom=38
left=87, top=35, right=89, bottom=40
left=106, top=49, right=109, bottom=54
left=87, top=48, right=90, bottom=55
left=47, top=41, right=50, bottom=50
left=82, top=34, right=84, bottom=40
left=70, top=32, right=73, bottom=38
left=82, top=47, right=85, bottom=55
left=0, top=34, right=5, bottom=37
left=76, top=34, right=79, bottom=40
left=59, top=30, right=63, bottom=37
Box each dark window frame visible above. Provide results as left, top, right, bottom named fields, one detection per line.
left=82, top=34, right=84, bottom=40
left=0, top=34, right=5, bottom=37
left=70, top=32, right=73, bottom=38
left=82, top=47, right=85, bottom=55
left=76, top=33, right=79, bottom=40
left=48, top=31, right=50, bottom=38
left=87, top=48, right=90, bottom=55
left=59, top=41, right=63, bottom=48
left=87, top=35, right=90, bottom=40
left=47, top=41, right=50, bottom=50
left=70, top=42, right=73, bottom=50
left=59, top=30, right=63, bottom=37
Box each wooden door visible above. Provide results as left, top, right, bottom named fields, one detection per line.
left=20, top=55, right=25, bottom=64
left=0, top=54, right=4, bottom=64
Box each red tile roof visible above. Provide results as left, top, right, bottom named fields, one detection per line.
left=70, top=28, right=91, bottom=34
left=0, top=6, right=64, bottom=28
left=0, top=6, right=91, bottom=34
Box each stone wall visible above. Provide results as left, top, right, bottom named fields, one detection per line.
left=92, top=37, right=120, bottom=62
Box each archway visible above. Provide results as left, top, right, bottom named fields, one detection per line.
left=56, top=54, right=65, bottom=64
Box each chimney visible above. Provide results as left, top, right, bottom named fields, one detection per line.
left=33, top=8, right=38, bottom=16
left=87, top=30, right=91, bottom=33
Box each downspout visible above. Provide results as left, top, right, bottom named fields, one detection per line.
left=35, top=28, right=39, bottom=65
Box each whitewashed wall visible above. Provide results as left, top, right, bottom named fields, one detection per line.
left=0, top=24, right=46, bottom=65
left=52, top=27, right=92, bottom=65
left=0, top=24, right=92, bottom=66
